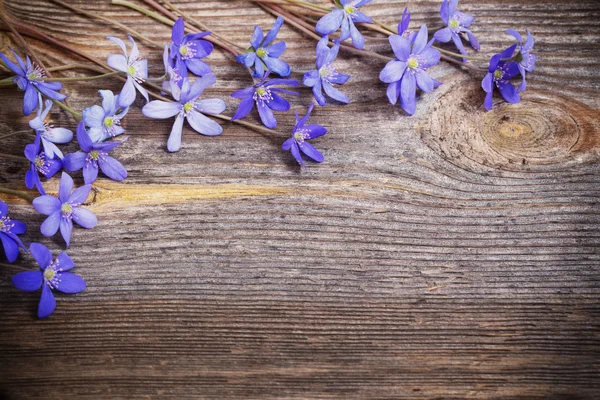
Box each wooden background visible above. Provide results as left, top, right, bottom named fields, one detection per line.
left=0, top=0, right=599, bottom=398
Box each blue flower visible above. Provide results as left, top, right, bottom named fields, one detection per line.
left=231, top=71, right=299, bottom=129
left=169, top=17, right=214, bottom=79
left=64, top=121, right=128, bottom=185
left=506, top=29, right=536, bottom=92
left=303, top=36, right=350, bottom=106
left=433, top=0, right=480, bottom=60
left=28, top=97, right=73, bottom=159
left=106, top=36, right=149, bottom=108
left=32, top=172, right=97, bottom=247
left=12, top=243, right=86, bottom=318
left=380, top=25, right=441, bottom=115
left=82, top=90, right=129, bottom=143
left=142, top=74, right=226, bottom=152
left=316, top=0, right=372, bottom=50
left=481, top=44, right=521, bottom=111
left=24, top=135, right=62, bottom=195
left=236, top=16, right=291, bottom=77
left=0, top=201, right=26, bottom=263
left=0, top=48, right=66, bottom=116
left=282, top=104, right=327, bottom=168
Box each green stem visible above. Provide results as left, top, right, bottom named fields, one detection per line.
left=52, top=100, right=82, bottom=119
left=0, top=187, right=35, bottom=202
left=40, top=71, right=123, bottom=82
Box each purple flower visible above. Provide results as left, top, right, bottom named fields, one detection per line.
left=231, top=71, right=299, bottom=129
left=282, top=104, right=327, bottom=168
left=0, top=49, right=66, bottom=116
left=433, top=0, right=480, bottom=60
left=482, top=44, right=520, bottom=110
left=24, top=135, right=62, bottom=195
left=82, top=90, right=129, bottom=142
left=236, top=16, right=291, bottom=77
left=12, top=243, right=85, bottom=318
left=32, top=172, right=97, bottom=247
left=506, top=29, right=536, bottom=92
left=64, top=121, right=128, bottom=185
left=380, top=25, right=441, bottom=115
left=142, top=74, right=226, bottom=152
left=316, top=0, right=372, bottom=50
left=303, top=36, right=350, bottom=106
left=169, top=17, right=213, bottom=79
left=0, top=201, right=26, bottom=263
left=106, top=36, right=149, bottom=108
left=28, top=97, right=73, bottom=159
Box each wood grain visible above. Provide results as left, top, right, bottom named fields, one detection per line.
left=0, top=0, right=599, bottom=399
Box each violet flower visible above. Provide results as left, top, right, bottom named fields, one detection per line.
left=236, top=16, right=291, bottom=77
left=0, top=49, right=66, bottom=116
left=82, top=90, right=129, bottom=142
left=303, top=36, right=350, bottom=106
left=12, top=243, right=85, bottom=318
left=231, top=71, right=299, bottom=129
left=106, top=36, right=149, bottom=108
left=380, top=25, right=441, bottom=115
left=316, top=0, right=372, bottom=50
left=481, top=44, right=520, bottom=110
left=170, top=17, right=213, bottom=79
left=24, top=135, right=62, bottom=195
left=142, top=74, right=226, bottom=152
left=506, top=29, right=536, bottom=92
left=28, top=97, right=73, bottom=159
left=282, top=104, right=327, bottom=168
left=0, top=201, right=26, bottom=263
left=433, top=0, right=480, bottom=60
left=64, top=121, right=128, bottom=185
left=33, top=172, right=97, bottom=247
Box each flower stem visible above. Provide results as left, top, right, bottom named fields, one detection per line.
left=40, top=71, right=123, bottom=82
left=0, top=187, right=35, bottom=202
left=52, top=100, right=82, bottom=119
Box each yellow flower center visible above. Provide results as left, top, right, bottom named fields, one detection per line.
left=44, top=269, right=55, bottom=280
left=256, top=47, right=267, bottom=58
left=408, top=58, right=419, bottom=69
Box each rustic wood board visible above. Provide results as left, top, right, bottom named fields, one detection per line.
left=0, top=0, right=599, bottom=398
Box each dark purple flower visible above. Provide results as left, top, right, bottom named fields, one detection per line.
left=28, top=97, right=73, bottom=159
left=507, top=29, right=536, bottom=92
left=380, top=25, right=441, bottom=115
left=481, top=44, right=520, bottom=111
left=236, top=16, right=291, bottom=77
left=169, top=17, right=214, bottom=80
left=231, top=71, right=299, bottom=129
left=24, top=134, right=62, bottom=196
left=106, top=36, right=149, bottom=108
left=303, top=36, right=350, bottom=106
left=82, top=90, right=129, bottom=143
left=12, top=243, right=85, bottom=318
left=316, top=0, right=372, bottom=50
left=32, top=172, right=97, bottom=247
left=64, top=121, right=128, bottom=185
left=433, top=0, right=480, bottom=60
left=282, top=104, right=327, bottom=168
left=0, top=201, right=26, bottom=263
left=0, top=48, right=66, bottom=116
left=142, top=74, right=226, bottom=152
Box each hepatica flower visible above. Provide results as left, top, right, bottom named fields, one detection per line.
left=0, top=201, right=26, bottom=263
left=12, top=243, right=85, bottom=318
left=380, top=25, right=441, bottom=115
left=482, top=44, right=521, bottom=110
left=231, top=71, right=299, bottom=129
left=282, top=104, right=327, bottom=168
left=170, top=17, right=214, bottom=79
left=142, top=74, right=226, bottom=152
left=303, top=36, right=350, bottom=106
left=33, top=172, right=97, bottom=247
left=0, top=49, right=66, bottom=116
left=107, top=36, right=149, bottom=108
left=507, top=29, right=536, bottom=92
left=24, top=135, right=62, bottom=195
left=316, top=0, right=372, bottom=50
left=83, top=90, right=129, bottom=142
left=28, top=97, right=73, bottom=159
left=237, top=16, right=291, bottom=78
left=433, top=0, right=480, bottom=60
left=64, top=121, right=128, bottom=185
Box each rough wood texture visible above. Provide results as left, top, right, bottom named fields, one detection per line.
left=1, top=0, right=599, bottom=398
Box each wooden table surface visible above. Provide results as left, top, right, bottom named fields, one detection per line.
left=0, top=0, right=599, bottom=398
